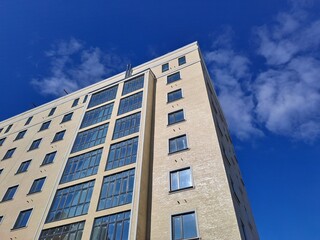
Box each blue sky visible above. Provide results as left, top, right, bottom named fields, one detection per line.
left=1, top=0, right=320, bottom=239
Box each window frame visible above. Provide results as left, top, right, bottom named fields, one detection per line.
left=169, top=167, right=194, bottom=193
left=168, top=109, right=185, bottom=126
left=25, top=116, right=33, bottom=126
left=162, top=63, right=169, bottom=72
left=12, top=208, right=33, bottom=230
left=2, top=148, right=16, bottom=160
left=4, top=124, right=13, bottom=133
left=28, top=138, right=42, bottom=151
left=1, top=185, right=18, bottom=202
left=41, top=151, right=57, bottom=166
left=28, top=177, right=46, bottom=194
left=16, top=160, right=32, bottom=174
left=72, top=98, right=80, bottom=107
left=39, top=121, right=51, bottom=131
left=14, top=130, right=27, bottom=141
left=178, top=56, right=186, bottom=66
left=48, top=107, right=57, bottom=116
left=171, top=211, right=199, bottom=240
left=167, top=72, right=181, bottom=84
left=52, top=130, right=66, bottom=143
left=0, top=137, right=5, bottom=146
left=168, top=134, right=189, bottom=154
left=167, top=89, right=183, bottom=103
left=61, top=112, right=73, bottom=123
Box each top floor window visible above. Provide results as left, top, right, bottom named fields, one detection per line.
left=167, top=72, right=181, bottom=84
left=72, top=98, right=79, bottom=107
left=88, top=85, right=118, bottom=108
left=25, top=116, right=33, bottom=126
left=4, top=124, right=13, bottom=133
left=162, top=63, right=169, bottom=72
left=178, top=56, right=186, bottom=66
left=122, top=75, right=144, bottom=96
left=48, top=107, right=56, bottom=116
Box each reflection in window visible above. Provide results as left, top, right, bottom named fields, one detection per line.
left=170, top=168, right=192, bottom=191
left=112, top=112, right=140, bottom=140
left=88, top=85, right=118, bottom=108
left=118, top=91, right=143, bottom=115
left=172, top=212, right=198, bottom=240
left=169, top=135, right=188, bottom=153
left=80, top=103, right=114, bottom=129
left=39, top=221, right=85, bottom=240
left=29, top=177, right=46, bottom=194
left=122, top=75, right=144, bottom=95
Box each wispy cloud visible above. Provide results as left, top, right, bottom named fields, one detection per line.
left=205, top=4, right=320, bottom=142
left=31, top=38, right=127, bottom=96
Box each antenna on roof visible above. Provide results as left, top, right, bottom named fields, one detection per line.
left=63, top=89, right=69, bottom=95
left=125, top=64, right=132, bottom=78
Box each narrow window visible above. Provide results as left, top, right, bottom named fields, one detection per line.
left=172, top=212, right=198, bottom=240
left=5, top=124, right=13, bottom=133
left=28, top=177, right=46, bottom=194
left=0, top=169, right=3, bottom=175
left=2, top=185, right=18, bottom=201
left=25, top=116, right=33, bottom=126
left=178, top=56, right=186, bottom=65
left=169, top=135, right=188, bottom=153
left=0, top=216, right=3, bottom=224
left=29, top=139, right=42, bottom=151
left=83, top=95, right=88, bottom=103
left=13, top=209, right=32, bottom=229
left=15, top=130, right=27, bottom=140
left=170, top=168, right=193, bottom=192
left=61, top=112, right=73, bottom=123
left=0, top=137, right=5, bottom=146
left=52, top=130, right=66, bottom=142
left=39, top=221, right=85, bottom=240
left=41, top=151, right=57, bottom=165
left=48, top=107, right=56, bottom=116
left=167, top=89, right=183, bottom=103
left=168, top=110, right=185, bottom=125
left=16, top=160, right=31, bottom=174
left=2, top=148, right=16, bottom=160
left=162, top=63, right=169, bottom=72
left=72, top=98, right=79, bottom=107
left=39, top=121, right=51, bottom=131
left=167, top=72, right=181, bottom=84
left=0, top=128, right=3, bottom=133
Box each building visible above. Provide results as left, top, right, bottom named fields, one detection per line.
left=0, top=42, right=259, bottom=240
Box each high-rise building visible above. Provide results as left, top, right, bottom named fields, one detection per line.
left=0, top=42, right=259, bottom=240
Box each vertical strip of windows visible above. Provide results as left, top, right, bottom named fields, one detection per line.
left=112, top=112, right=141, bottom=140
left=122, top=75, right=144, bottom=95
left=88, top=85, right=118, bottom=108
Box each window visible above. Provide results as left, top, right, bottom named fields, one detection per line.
left=97, top=169, right=135, bottom=210
left=88, top=85, right=118, bottom=108
left=52, top=130, right=66, bottom=142
left=48, top=107, right=56, bottom=116
left=0, top=128, right=3, bottom=133
left=178, top=56, right=186, bottom=66
left=167, top=72, right=181, bottom=84
left=118, top=91, right=143, bottom=115
left=168, top=110, right=185, bottom=125
left=106, top=137, right=138, bottom=170
left=162, top=63, right=169, bottom=72
left=169, top=135, right=188, bottom=153
left=39, top=121, right=51, bottom=131
left=2, top=185, right=18, bottom=201
left=15, top=130, right=27, bottom=140
left=71, top=124, right=109, bottom=153
left=170, top=168, right=193, bottom=192
left=41, top=151, right=57, bottom=165
left=13, top=209, right=32, bottom=229
left=61, top=112, right=73, bottom=123
left=25, top=116, right=33, bottom=126
left=0, top=215, right=3, bottom=224
left=60, top=148, right=102, bottom=184
left=83, top=95, right=88, bottom=103
left=0, top=169, right=3, bottom=175
left=2, top=148, right=16, bottom=160
left=168, top=89, right=183, bottom=103
left=29, top=138, right=42, bottom=151
left=172, top=212, right=198, bottom=240
left=5, top=124, right=13, bottom=133
left=122, top=75, right=144, bottom=95
left=0, top=137, right=5, bottom=146
left=80, top=103, right=114, bottom=129
left=16, top=160, right=31, bottom=174
left=90, top=211, right=130, bottom=240
left=72, top=98, right=79, bottom=107
left=28, top=177, right=46, bottom=194
left=45, top=180, right=94, bottom=223
left=112, top=112, right=141, bottom=140
left=39, top=221, right=85, bottom=240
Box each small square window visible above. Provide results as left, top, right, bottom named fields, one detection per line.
left=0, top=137, right=5, bottom=146
left=4, top=124, right=13, bottom=133
left=162, top=63, right=169, bottom=72
left=61, top=113, right=73, bottom=123
left=41, top=151, right=56, bottom=165
left=167, top=89, right=183, bottom=103
left=52, top=130, right=65, bottom=142
left=29, top=139, right=42, bottom=151
left=2, top=185, right=18, bottom=202
left=39, top=121, right=51, bottom=131
left=168, top=110, right=185, bottom=125
left=16, top=160, right=31, bottom=174
left=169, top=135, right=188, bottom=153
left=167, top=72, right=181, bottom=84
left=170, top=168, right=193, bottom=192
left=172, top=212, right=198, bottom=240
left=13, top=209, right=32, bottom=229
left=178, top=56, right=186, bottom=66
left=15, top=130, right=27, bottom=140
left=28, top=177, right=46, bottom=194
left=2, top=148, right=16, bottom=160
left=48, top=107, right=56, bottom=116
left=25, top=117, right=33, bottom=126
left=72, top=98, right=79, bottom=107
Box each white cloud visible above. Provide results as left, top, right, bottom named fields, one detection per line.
left=31, top=38, right=126, bottom=96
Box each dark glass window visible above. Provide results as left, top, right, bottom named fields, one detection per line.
left=48, top=107, right=56, bottom=116
left=97, top=169, right=135, bottom=210
left=2, top=185, right=18, bottom=201
left=168, top=110, right=185, bottom=125
left=0, top=137, right=5, bottom=146
left=167, top=89, right=183, bottom=103
left=0, top=169, right=3, bottom=175
left=25, top=116, right=33, bottom=125
left=15, top=130, right=27, bottom=140
left=170, top=168, right=192, bottom=192
left=29, top=177, right=46, bottom=194
left=46, top=180, right=95, bottom=223
left=169, top=135, right=188, bottom=153
left=16, top=160, right=31, bottom=174
left=39, top=121, right=51, bottom=131
left=112, top=112, right=141, bottom=140
left=0, top=216, right=3, bottom=223
left=5, top=124, right=13, bottom=133
left=71, top=124, right=109, bottom=153
left=52, top=130, right=66, bottom=142
left=0, top=128, right=3, bottom=133
left=122, top=75, right=144, bottom=95
left=72, top=98, right=79, bottom=107
left=61, top=112, right=73, bottom=123
left=80, top=103, right=114, bottom=129
left=118, top=92, right=143, bottom=115
left=83, top=95, right=88, bottom=103
left=172, top=212, right=198, bottom=240
left=106, top=137, right=138, bottom=170
left=39, top=221, right=85, bottom=240
left=178, top=56, right=186, bottom=65
left=90, top=211, right=130, bottom=240
left=60, top=148, right=102, bottom=184
left=42, top=151, right=57, bottom=165
left=162, top=63, right=169, bottom=72
left=13, top=209, right=32, bottom=229
left=88, top=85, right=118, bottom=108
left=29, top=138, right=42, bottom=151
left=3, top=148, right=16, bottom=160
left=167, top=72, right=181, bottom=84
